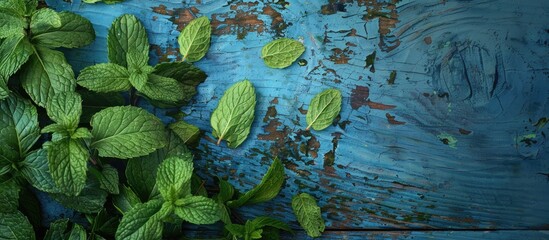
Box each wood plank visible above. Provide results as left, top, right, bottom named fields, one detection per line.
left=45, top=0, right=549, bottom=229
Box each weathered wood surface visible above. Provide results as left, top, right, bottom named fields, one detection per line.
left=46, top=0, right=549, bottom=232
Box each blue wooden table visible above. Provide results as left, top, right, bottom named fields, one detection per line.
left=45, top=0, right=549, bottom=238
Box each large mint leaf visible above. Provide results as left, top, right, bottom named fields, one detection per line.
left=90, top=106, right=167, bottom=159
left=46, top=91, right=82, bottom=130
left=0, top=94, right=40, bottom=163
left=0, top=35, right=33, bottom=80
left=174, top=196, right=220, bottom=225
left=115, top=199, right=166, bottom=240
left=156, top=156, right=193, bottom=202
left=108, top=14, right=148, bottom=68
left=77, top=63, right=131, bottom=93
left=126, top=132, right=190, bottom=201
left=47, top=138, right=89, bottom=196
left=31, top=11, right=95, bottom=49
left=20, top=149, right=58, bottom=193
left=306, top=88, right=342, bottom=131
left=210, top=80, right=256, bottom=148
left=178, top=16, right=211, bottom=62
left=228, top=158, right=284, bottom=208
left=30, top=8, right=61, bottom=31
left=0, top=212, right=35, bottom=240
left=0, top=11, right=25, bottom=38
left=20, top=46, right=75, bottom=107
left=0, top=180, right=19, bottom=213
left=261, top=38, right=305, bottom=69
left=138, top=74, right=185, bottom=103
left=51, top=177, right=107, bottom=214
left=292, top=193, right=325, bottom=238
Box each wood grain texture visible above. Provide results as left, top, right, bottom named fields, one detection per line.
left=45, top=0, right=549, bottom=230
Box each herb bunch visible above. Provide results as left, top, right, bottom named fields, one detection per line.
left=0, top=1, right=342, bottom=239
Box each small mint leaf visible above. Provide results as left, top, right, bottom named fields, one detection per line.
left=156, top=156, right=193, bottom=202
left=174, top=196, right=221, bottom=224
left=77, top=63, right=131, bottom=93
left=292, top=193, right=325, bottom=238
left=261, top=38, right=305, bottom=69
left=108, top=14, right=148, bottom=68
left=306, top=88, right=342, bottom=131
left=178, top=16, right=211, bottom=62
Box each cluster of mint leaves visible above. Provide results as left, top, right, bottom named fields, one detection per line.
left=0, top=1, right=341, bottom=239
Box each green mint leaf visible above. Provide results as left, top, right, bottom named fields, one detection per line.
left=0, top=35, right=33, bottom=80
left=174, top=196, right=220, bottom=224
left=41, top=123, right=68, bottom=136
left=178, top=16, right=211, bottom=62
left=21, top=46, right=76, bottom=107
left=0, top=11, right=25, bottom=38
left=90, top=106, right=167, bottom=159
left=77, top=63, right=131, bottom=93
left=71, top=127, right=93, bottom=139
left=68, top=224, right=86, bottom=240
left=96, top=164, right=120, bottom=194
left=113, top=186, right=141, bottom=214
left=0, top=180, right=19, bottom=213
left=156, top=156, right=193, bottom=202
left=216, top=178, right=234, bottom=203
left=153, top=62, right=207, bottom=87
left=126, top=132, right=191, bottom=201
left=30, top=8, right=61, bottom=31
left=138, top=74, right=186, bottom=103
left=126, top=50, right=149, bottom=73
left=0, top=0, right=28, bottom=16
left=20, top=149, right=58, bottom=193
left=211, top=80, right=256, bottom=148
left=261, top=38, right=305, bottom=69
left=228, top=158, right=284, bottom=208
left=80, top=90, right=125, bottom=123
left=292, top=193, right=325, bottom=238
left=47, top=138, right=89, bottom=196
left=306, top=88, right=342, bottom=131
left=168, top=120, right=201, bottom=146
left=46, top=92, right=82, bottom=130
left=115, top=199, right=165, bottom=240
left=0, top=212, right=35, bottom=240
left=251, top=216, right=292, bottom=233
left=44, top=219, right=69, bottom=240
left=0, top=94, right=40, bottom=162
left=225, top=224, right=245, bottom=238
left=108, top=14, right=148, bottom=68
left=31, top=11, right=95, bottom=49
left=129, top=72, right=148, bottom=90
left=51, top=177, right=107, bottom=214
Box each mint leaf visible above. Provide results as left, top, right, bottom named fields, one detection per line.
left=68, top=224, right=86, bottom=240
left=225, top=224, right=245, bottom=238
left=0, top=94, right=40, bottom=162
left=20, top=46, right=75, bottom=107
left=0, top=35, right=33, bottom=79
left=0, top=11, right=25, bottom=38
left=156, top=156, right=193, bottom=202
left=306, top=88, right=342, bottom=131
left=251, top=216, right=292, bottom=232
left=228, top=158, right=284, bottom=208
left=153, top=62, right=207, bottom=87
left=46, top=92, right=82, bottom=130
left=168, top=120, right=201, bottom=145
left=138, top=74, right=186, bottom=103
left=77, top=63, right=131, bottom=93
left=47, top=138, right=89, bottom=196
left=0, top=212, right=35, bottom=240
left=178, top=16, right=211, bottom=62
left=96, top=164, right=119, bottom=194
left=113, top=186, right=141, bottom=214
left=31, top=11, right=95, bottom=49
left=0, top=180, right=19, bottom=213
left=174, top=196, right=220, bottom=224
left=126, top=132, right=190, bottom=201
left=292, top=193, right=325, bottom=238
left=108, top=14, right=148, bottom=68
left=30, top=8, right=61, bottom=31
left=51, top=178, right=108, bottom=213
left=115, top=199, right=166, bottom=240
left=20, top=149, right=58, bottom=193
left=216, top=179, right=235, bottom=203
left=72, top=127, right=93, bottom=139
left=0, top=0, right=28, bottom=15
left=90, top=106, right=167, bottom=159
left=261, top=38, right=305, bottom=69
left=211, top=80, right=256, bottom=148
left=44, top=219, right=69, bottom=240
